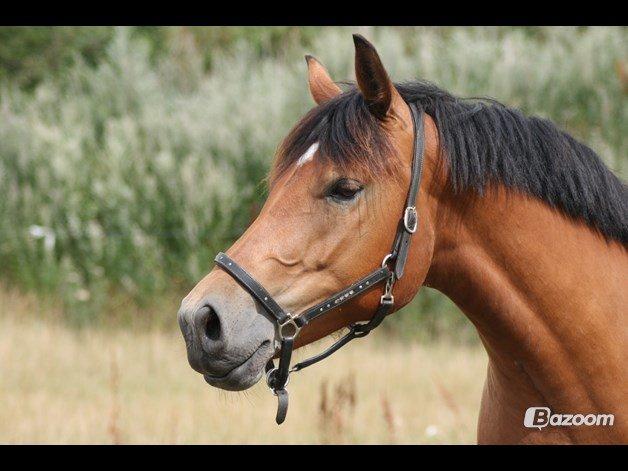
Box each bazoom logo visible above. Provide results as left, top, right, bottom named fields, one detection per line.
left=524, top=407, right=614, bottom=430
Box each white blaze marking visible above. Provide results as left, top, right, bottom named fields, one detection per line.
left=296, top=142, right=319, bottom=167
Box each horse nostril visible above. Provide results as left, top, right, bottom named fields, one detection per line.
left=204, top=306, right=221, bottom=341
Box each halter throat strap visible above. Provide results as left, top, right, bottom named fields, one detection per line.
left=214, top=102, right=425, bottom=424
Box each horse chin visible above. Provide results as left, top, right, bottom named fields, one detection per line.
left=203, top=341, right=274, bottom=391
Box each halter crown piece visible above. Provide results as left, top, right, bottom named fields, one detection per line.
left=214, top=102, right=425, bottom=424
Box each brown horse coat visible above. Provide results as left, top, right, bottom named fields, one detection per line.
left=178, top=35, right=628, bottom=444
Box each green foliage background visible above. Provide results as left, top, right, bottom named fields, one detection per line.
left=0, top=26, right=626, bottom=339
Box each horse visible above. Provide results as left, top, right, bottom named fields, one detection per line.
left=178, top=34, right=628, bottom=444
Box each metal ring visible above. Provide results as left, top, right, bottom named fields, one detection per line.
left=381, top=253, right=394, bottom=268
left=265, top=367, right=277, bottom=389
left=266, top=368, right=290, bottom=392
left=279, top=316, right=300, bottom=340
left=276, top=376, right=290, bottom=391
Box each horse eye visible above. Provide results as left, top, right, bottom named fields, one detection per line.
left=328, top=179, right=364, bottom=202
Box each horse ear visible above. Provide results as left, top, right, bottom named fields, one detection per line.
left=353, top=34, right=404, bottom=120
left=306, top=55, right=342, bottom=105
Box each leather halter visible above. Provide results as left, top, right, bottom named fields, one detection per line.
left=214, top=102, right=425, bottom=424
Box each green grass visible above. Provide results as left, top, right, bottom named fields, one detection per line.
left=0, top=26, right=625, bottom=333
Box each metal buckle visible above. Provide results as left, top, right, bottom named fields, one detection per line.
left=279, top=315, right=300, bottom=340
left=403, top=206, right=418, bottom=233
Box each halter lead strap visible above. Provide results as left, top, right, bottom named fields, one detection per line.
left=214, top=103, right=425, bottom=424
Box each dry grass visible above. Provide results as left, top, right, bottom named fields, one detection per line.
left=0, top=287, right=487, bottom=444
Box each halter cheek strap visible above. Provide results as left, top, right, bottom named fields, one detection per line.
left=214, top=103, right=425, bottom=424
left=391, top=100, right=424, bottom=279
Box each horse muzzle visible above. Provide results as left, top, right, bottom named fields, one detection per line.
left=178, top=292, right=275, bottom=391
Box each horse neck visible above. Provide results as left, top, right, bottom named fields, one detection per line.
left=423, top=183, right=628, bottom=441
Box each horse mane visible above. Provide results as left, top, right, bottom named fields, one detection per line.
left=271, top=80, right=628, bottom=244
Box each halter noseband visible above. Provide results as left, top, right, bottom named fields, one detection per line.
left=214, top=102, right=425, bottom=424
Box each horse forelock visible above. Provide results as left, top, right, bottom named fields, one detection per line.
left=269, top=80, right=627, bottom=244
